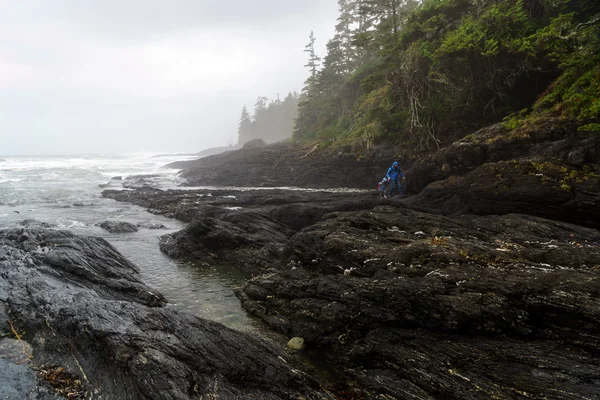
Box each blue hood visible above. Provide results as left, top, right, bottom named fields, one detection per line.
left=386, top=162, right=404, bottom=180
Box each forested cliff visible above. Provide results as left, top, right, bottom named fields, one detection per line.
left=294, top=0, right=600, bottom=152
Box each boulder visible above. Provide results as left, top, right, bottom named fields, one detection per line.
left=98, top=220, right=139, bottom=234
left=287, top=337, right=305, bottom=351
left=159, top=207, right=295, bottom=274
left=136, top=223, right=167, bottom=230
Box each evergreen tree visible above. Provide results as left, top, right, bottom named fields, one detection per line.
left=335, top=0, right=357, bottom=73
left=237, top=93, right=299, bottom=145
left=295, top=32, right=326, bottom=139
left=237, top=106, right=252, bottom=145
left=303, top=31, right=321, bottom=80
left=291, top=0, right=600, bottom=151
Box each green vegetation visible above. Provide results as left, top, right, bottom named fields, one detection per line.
left=529, top=160, right=600, bottom=191
left=293, top=0, right=600, bottom=152
left=579, top=123, right=600, bottom=133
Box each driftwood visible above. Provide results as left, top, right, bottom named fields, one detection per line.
left=300, top=144, right=319, bottom=160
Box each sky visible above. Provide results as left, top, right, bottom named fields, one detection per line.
left=0, top=0, right=339, bottom=156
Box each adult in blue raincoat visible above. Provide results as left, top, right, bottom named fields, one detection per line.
left=386, top=161, right=405, bottom=197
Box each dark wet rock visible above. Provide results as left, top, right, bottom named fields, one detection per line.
left=167, top=142, right=390, bottom=189
left=136, top=222, right=168, bottom=230
left=159, top=207, right=296, bottom=274
left=0, top=358, right=53, bottom=400
left=405, top=120, right=599, bottom=194
left=236, top=206, right=600, bottom=399
left=403, top=160, right=600, bottom=228
left=103, top=188, right=379, bottom=226
left=103, top=188, right=210, bottom=222
left=104, top=188, right=381, bottom=274
left=403, top=120, right=600, bottom=228
left=98, top=220, right=139, bottom=234
left=0, top=228, right=329, bottom=399
left=111, top=176, right=123, bottom=180
left=0, top=302, right=8, bottom=333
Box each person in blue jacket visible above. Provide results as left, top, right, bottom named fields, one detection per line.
left=386, top=161, right=405, bottom=197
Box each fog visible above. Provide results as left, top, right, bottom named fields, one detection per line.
left=0, top=0, right=338, bottom=156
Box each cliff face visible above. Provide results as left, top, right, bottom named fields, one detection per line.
left=403, top=119, right=600, bottom=228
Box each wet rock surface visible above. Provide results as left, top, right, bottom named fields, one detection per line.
left=404, top=159, right=600, bottom=228
left=404, top=121, right=600, bottom=228
left=166, top=142, right=391, bottom=189
left=0, top=228, right=329, bottom=399
left=104, top=183, right=600, bottom=398
left=237, top=206, right=600, bottom=399
left=101, top=119, right=600, bottom=398
left=103, top=188, right=380, bottom=274
left=98, top=220, right=139, bottom=233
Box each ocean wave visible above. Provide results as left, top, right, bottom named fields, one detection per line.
left=55, top=219, right=89, bottom=228
left=0, top=153, right=192, bottom=174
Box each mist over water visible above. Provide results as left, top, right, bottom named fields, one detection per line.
left=0, top=153, right=254, bottom=330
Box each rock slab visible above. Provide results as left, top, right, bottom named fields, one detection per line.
left=0, top=228, right=328, bottom=399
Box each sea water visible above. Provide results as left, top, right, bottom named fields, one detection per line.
left=0, top=153, right=253, bottom=330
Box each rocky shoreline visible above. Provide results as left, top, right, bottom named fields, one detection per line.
left=100, top=181, right=600, bottom=399
left=0, top=227, right=328, bottom=399
left=165, top=141, right=395, bottom=189
left=3, top=117, right=600, bottom=399
left=100, top=118, right=600, bottom=399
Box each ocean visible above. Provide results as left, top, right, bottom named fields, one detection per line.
left=0, top=153, right=253, bottom=330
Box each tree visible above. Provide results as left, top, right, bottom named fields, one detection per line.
left=237, top=106, right=253, bottom=145
left=238, top=93, right=299, bottom=144
left=304, top=31, right=321, bottom=80
left=295, top=32, right=326, bottom=140
left=335, top=0, right=357, bottom=73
